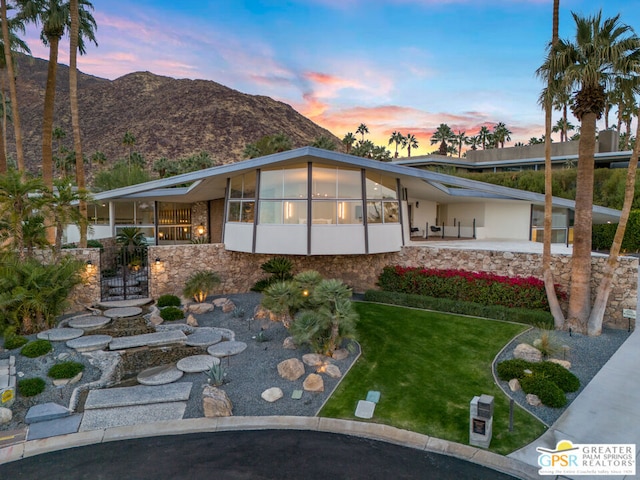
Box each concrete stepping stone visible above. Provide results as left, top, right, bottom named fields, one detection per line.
left=84, top=383, right=193, bottom=410
left=36, top=328, right=84, bottom=341
left=103, top=306, right=143, bottom=318
left=25, top=402, right=71, bottom=424
left=177, top=355, right=220, bottom=373
left=67, top=315, right=111, bottom=331
left=207, top=341, right=247, bottom=358
left=291, top=390, right=303, bottom=400
left=366, top=390, right=381, bottom=403
left=109, top=330, right=187, bottom=350
left=185, top=328, right=223, bottom=347
left=66, top=335, right=113, bottom=352
left=355, top=400, right=376, bottom=419
left=79, top=402, right=187, bottom=432
left=137, top=364, right=183, bottom=386
left=27, top=414, right=82, bottom=441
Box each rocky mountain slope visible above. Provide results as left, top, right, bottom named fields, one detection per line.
left=9, top=55, right=340, bottom=172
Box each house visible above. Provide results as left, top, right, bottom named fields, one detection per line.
left=66, top=146, right=621, bottom=254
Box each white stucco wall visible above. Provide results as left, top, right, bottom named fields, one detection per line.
left=483, top=201, right=531, bottom=240
left=368, top=224, right=402, bottom=253
left=224, top=223, right=255, bottom=253
left=408, top=199, right=437, bottom=233
left=64, top=225, right=112, bottom=243
left=311, top=225, right=365, bottom=255
left=255, top=225, right=308, bottom=255
left=445, top=202, right=485, bottom=228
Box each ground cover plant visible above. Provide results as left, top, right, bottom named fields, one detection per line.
left=157, top=294, right=181, bottom=308
left=48, top=361, right=85, bottom=380
left=20, top=339, right=53, bottom=358
left=376, top=266, right=566, bottom=311
left=2, top=334, right=29, bottom=350
left=320, top=303, right=546, bottom=454
left=18, top=377, right=46, bottom=397
left=160, top=306, right=184, bottom=321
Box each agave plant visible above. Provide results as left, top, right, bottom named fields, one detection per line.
left=183, top=270, right=221, bottom=303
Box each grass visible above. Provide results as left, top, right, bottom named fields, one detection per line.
left=319, top=302, right=547, bottom=455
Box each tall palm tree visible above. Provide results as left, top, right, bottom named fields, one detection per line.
left=1, top=0, right=26, bottom=172
left=402, top=133, right=418, bottom=157
left=46, top=178, right=89, bottom=256
left=453, top=130, right=468, bottom=158
left=552, top=118, right=575, bottom=142
left=430, top=123, right=453, bottom=156
left=356, top=123, right=368, bottom=142
left=465, top=135, right=481, bottom=151
left=538, top=10, right=640, bottom=334
left=492, top=122, right=512, bottom=148
left=342, top=132, right=356, bottom=154
left=122, top=130, right=135, bottom=168
left=387, top=131, right=404, bottom=158
left=477, top=125, right=491, bottom=150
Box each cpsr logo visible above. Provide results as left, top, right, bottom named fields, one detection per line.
left=537, top=440, right=636, bottom=476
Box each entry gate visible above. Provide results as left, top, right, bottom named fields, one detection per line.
left=100, top=244, right=149, bottom=301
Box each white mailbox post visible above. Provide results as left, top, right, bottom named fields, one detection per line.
left=469, top=394, right=494, bottom=448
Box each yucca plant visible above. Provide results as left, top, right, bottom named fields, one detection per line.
left=183, top=270, right=221, bottom=303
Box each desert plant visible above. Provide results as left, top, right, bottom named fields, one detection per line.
left=183, top=270, right=221, bottom=303
left=205, top=363, right=226, bottom=386
left=496, top=358, right=532, bottom=381
left=48, top=361, right=85, bottom=380
left=252, top=257, right=294, bottom=292
left=20, top=339, right=53, bottom=358
left=254, top=331, right=268, bottom=343
left=531, top=325, right=561, bottom=359
left=232, top=306, right=246, bottom=318
left=261, top=281, right=302, bottom=328
left=533, top=362, right=580, bottom=393
left=520, top=373, right=567, bottom=408
left=3, top=334, right=29, bottom=350
left=157, top=294, right=181, bottom=308
left=160, top=306, right=184, bottom=321
left=18, top=377, right=46, bottom=397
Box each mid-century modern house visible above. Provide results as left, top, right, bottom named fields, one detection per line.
left=66, top=146, right=621, bottom=254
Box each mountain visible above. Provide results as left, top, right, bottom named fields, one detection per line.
left=9, top=55, right=341, bottom=172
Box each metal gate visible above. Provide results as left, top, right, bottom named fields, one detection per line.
left=100, top=244, right=149, bottom=301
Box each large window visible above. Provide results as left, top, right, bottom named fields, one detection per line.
left=158, top=202, right=193, bottom=244
left=114, top=201, right=155, bottom=226
left=311, top=166, right=362, bottom=225
left=365, top=172, right=398, bottom=223
left=228, top=172, right=256, bottom=223
left=88, top=203, right=109, bottom=225
left=258, top=165, right=308, bottom=224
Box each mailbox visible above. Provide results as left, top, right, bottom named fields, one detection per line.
left=469, top=395, right=494, bottom=448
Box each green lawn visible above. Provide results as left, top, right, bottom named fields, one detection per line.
left=320, top=302, right=547, bottom=455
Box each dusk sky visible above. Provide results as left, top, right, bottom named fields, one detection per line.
left=23, top=0, right=639, bottom=157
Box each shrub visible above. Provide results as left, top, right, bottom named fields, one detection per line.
left=252, top=257, right=294, bottom=291
left=48, top=361, right=85, bottom=380
left=183, top=270, right=221, bottom=303
left=87, top=239, right=104, bottom=250
left=533, top=362, right=580, bottom=393
left=157, top=294, right=181, bottom=308
left=363, top=289, right=554, bottom=327
left=496, top=359, right=531, bottom=381
left=520, top=373, right=567, bottom=408
left=250, top=278, right=274, bottom=293
left=375, top=265, right=567, bottom=311
left=160, top=306, right=184, bottom=321
left=18, top=377, right=46, bottom=397
left=3, top=335, right=29, bottom=350
left=21, top=339, right=53, bottom=358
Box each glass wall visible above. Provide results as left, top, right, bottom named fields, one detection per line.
left=258, top=164, right=308, bottom=224
left=311, top=166, right=362, bottom=225
left=228, top=172, right=256, bottom=223
left=87, top=203, right=109, bottom=225
left=158, top=202, right=193, bottom=244
left=365, top=172, right=399, bottom=224
left=531, top=205, right=573, bottom=243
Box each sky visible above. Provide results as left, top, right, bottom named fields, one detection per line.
left=22, top=0, right=640, bottom=157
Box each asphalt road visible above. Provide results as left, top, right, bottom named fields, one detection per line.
left=0, top=430, right=518, bottom=479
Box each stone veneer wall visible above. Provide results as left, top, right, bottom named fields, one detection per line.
left=191, top=201, right=209, bottom=241
left=148, top=244, right=638, bottom=330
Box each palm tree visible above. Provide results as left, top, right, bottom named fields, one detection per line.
left=402, top=133, right=418, bottom=157
left=122, top=130, right=135, bottom=168
left=552, top=118, right=575, bottom=142
left=18, top=0, right=97, bottom=191
left=477, top=125, right=491, bottom=150
left=538, top=10, right=640, bottom=334
left=388, top=131, right=404, bottom=158
left=465, top=135, right=481, bottom=151
left=311, top=135, right=336, bottom=150
left=52, top=126, right=65, bottom=176
left=492, top=122, right=512, bottom=148
left=1, top=0, right=26, bottom=172
left=430, top=123, right=453, bottom=156
left=46, top=178, right=89, bottom=256
left=356, top=123, right=368, bottom=142
left=453, top=130, right=468, bottom=158
left=342, top=132, right=356, bottom=154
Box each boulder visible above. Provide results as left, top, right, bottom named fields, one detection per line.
left=303, top=373, right=324, bottom=392
left=0, top=407, right=12, bottom=424
left=202, top=386, right=233, bottom=417
left=186, top=314, right=199, bottom=327
left=149, top=313, right=164, bottom=326
left=526, top=394, right=542, bottom=407
left=322, top=364, right=342, bottom=379
left=253, top=305, right=279, bottom=322
left=302, top=353, right=329, bottom=367
left=548, top=358, right=572, bottom=370
left=52, top=371, right=83, bottom=387
left=283, top=337, right=297, bottom=350
left=513, top=343, right=542, bottom=363
left=508, top=378, right=521, bottom=392
left=187, top=303, right=214, bottom=314
left=222, top=301, right=236, bottom=313
left=277, top=358, right=305, bottom=381
left=332, top=348, right=349, bottom=361
left=261, top=387, right=284, bottom=403
left=213, top=298, right=229, bottom=307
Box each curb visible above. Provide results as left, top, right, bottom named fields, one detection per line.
left=0, top=416, right=540, bottom=479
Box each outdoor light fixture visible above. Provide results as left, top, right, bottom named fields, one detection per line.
left=155, top=257, right=161, bottom=265
left=86, top=260, right=92, bottom=266
left=197, top=223, right=205, bottom=235
left=415, top=201, right=419, bottom=208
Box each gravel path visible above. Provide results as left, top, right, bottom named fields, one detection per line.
left=0, top=292, right=359, bottom=431
left=493, top=326, right=631, bottom=426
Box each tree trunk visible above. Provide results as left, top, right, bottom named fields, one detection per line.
left=542, top=0, right=565, bottom=329
left=588, top=107, right=640, bottom=336
left=69, top=0, right=87, bottom=247
left=0, top=90, right=5, bottom=173
left=42, top=37, right=59, bottom=189
left=1, top=0, right=24, bottom=172
left=566, top=112, right=597, bottom=333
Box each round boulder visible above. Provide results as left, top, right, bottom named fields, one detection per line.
left=202, top=386, right=233, bottom=417
left=261, top=387, right=284, bottom=403
left=0, top=407, right=12, bottom=424
left=513, top=343, right=542, bottom=363
left=303, top=373, right=324, bottom=392
left=277, top=358, right=305, bottom=381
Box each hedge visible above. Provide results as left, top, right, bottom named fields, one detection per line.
left=592, top=210, right=640, bottom=252
left=363, top=290, right=554, bottom=327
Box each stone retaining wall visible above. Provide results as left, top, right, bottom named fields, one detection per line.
left=148, top=243, right=638, bottom=330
